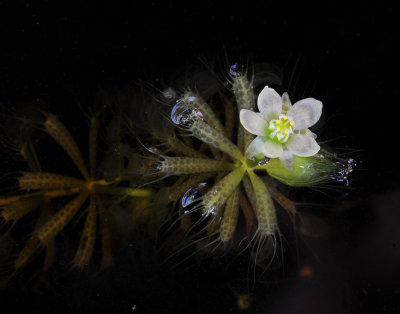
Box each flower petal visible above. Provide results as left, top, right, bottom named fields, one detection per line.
left=286, top=134, right=320, bottom=157
left=257, top=86, right=282, bottom=122
left=281, top=92, right=292, bottom=108
left=279, top=150, right=294, bottom=170
left=262, top=139, right=283, bottom=158
left=245, top=136, right=264, bottom=157
left=304, top=129, right=317, bottom=139
left=294, top=129, right=317, bottom=139
left=240, top=109, right=267, bottom=136
left=287, top=98, right=322, bottom=130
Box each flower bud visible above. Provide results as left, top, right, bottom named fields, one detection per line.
left=264, top=150, right=355, bottom=187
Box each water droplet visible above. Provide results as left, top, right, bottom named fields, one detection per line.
left=170, top=100, right=203, bottom=126
left=171, top=100, right=189, bottom=125
left=257, top=157, right=269, bottom=166
left=181, top=182, right=207, bottom=208
left=229, top=63, right=240, bottom=77
left=185, top=96, right=197, bottom=102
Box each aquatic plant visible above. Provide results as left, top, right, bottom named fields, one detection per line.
left=0, top=105, right=153, bottom=280
left=0, top=62, right=355, bottom=284
left=129, top=64, right=355, bottom=269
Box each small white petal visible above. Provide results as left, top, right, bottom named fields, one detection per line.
left=245, top=136, right=264, bottom=157
left=257, top=86, right=282, bottom=122
left=304, top=129, right=317, bottom=139
left=240, top=109, right=267, bottom=136
left=294, top=129, right=317, bottom=139
left=287, top=98, right=322, bottom=130
left=281, top=92, right=292, bottom=108
left=286, top=134, right=320, bottom=157
left=280, top=150, right=294, bottom=169
left=262, top=140, right=283, bottom=158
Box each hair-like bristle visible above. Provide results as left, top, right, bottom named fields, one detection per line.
left=89, top=116, right=100, bottom=179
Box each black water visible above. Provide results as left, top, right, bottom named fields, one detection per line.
left=1, top=1, right=399, bottom=313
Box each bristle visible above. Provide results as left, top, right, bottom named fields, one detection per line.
left=89, top=116, right=99, bottom=179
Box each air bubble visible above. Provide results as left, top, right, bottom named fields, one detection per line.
left=170, top=100, right=203, bottom=126
left=229, top=63, right=240, bottom=77
left=257, top=157, right=269, bottom=166
left=185, top=96, right=197, bottom=102
left=181, top=182, right=207, bottom=208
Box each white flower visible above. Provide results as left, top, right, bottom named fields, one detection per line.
left=240, top=86, right=322, bottom=169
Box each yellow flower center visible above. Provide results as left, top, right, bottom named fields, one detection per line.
left=266, top=115, right=295, bottom=143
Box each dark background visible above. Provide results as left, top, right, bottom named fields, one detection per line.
left=1, top=1, right=399, bottom=313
